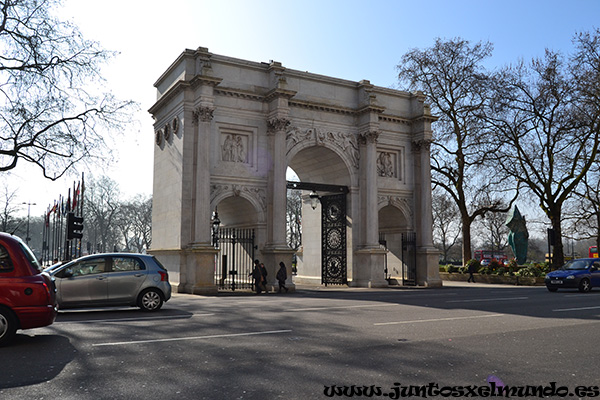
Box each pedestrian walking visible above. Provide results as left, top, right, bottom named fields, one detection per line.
left=276, top=261, right=288, bottom=293
left=250, top=259, right=263, bottom=294
left=467, top=262, right=477, bottom=283
left=259, top=262, right=268, bottom=293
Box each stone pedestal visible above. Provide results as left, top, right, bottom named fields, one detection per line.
left=352, top=248, right=389, bottom=288
left=417, top=246, right=442, bottom=287
left=180, top=245, right=219, bottom=295
left=261, top=246, right=296, bottom=292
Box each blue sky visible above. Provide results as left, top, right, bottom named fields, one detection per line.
left=10, top=0, right=600, bottom=216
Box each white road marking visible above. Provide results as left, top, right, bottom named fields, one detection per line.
left=446, top=296, right=528, bottom=303
left=292, top=303, right=398, bottom=312
left=58, top=313, right=215, bottom=324
left=93, top=329, right=292, bottom=346
left=374, top=313, right=504, bottom=326
left=553, top=305, right=600, bottom=312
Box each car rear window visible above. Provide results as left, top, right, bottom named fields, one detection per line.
left=151, top=256, right=168, bottom=271
left=0, top=244, right=14, bottom=272
left=19, top=242, right=42, bottom=272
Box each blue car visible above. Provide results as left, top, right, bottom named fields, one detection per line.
left=545, top=258, right=600, bottom=292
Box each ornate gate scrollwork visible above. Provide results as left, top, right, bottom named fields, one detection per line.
left=321, top=194, right=347, bottom=285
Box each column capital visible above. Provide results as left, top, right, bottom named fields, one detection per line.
left=193, top=106, right=215, bottom=124
left=411, top=139, right=432, bottom=152
left=266, top=117, right=291, bottom=135
left=358, top=130, right=380, bottom=145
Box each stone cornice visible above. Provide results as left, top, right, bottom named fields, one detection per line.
left=149, top=76, right=223, bottom=116
left=149, top=80, right=191, bottom=115
left=264, top=88, right=297, bottom=102
left=379, top=114, right=411, bottom=125
left=288, top=99, right=355, bottom=115
left=356, top=105, right=386, bottom=115
left=189, top=75, right=223, bottom=89
left=214, top=88, right=264, bottom=102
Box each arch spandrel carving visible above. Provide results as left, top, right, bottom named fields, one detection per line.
left=285, top=126, right=360, bottom=170
left=210, top=183, right=267, bottom=222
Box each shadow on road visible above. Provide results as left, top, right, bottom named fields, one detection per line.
left=0, top=334, right=75, bottom=389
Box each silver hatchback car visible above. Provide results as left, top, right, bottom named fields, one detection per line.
left=47, top=254, right=171, bottom=311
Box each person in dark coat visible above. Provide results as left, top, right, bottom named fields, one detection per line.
left=259, top=263, right=268, bottom=293
left=467, top=262, right=477, bottom=283
left=276, top=261, right=288, bottom=293
left=250, top=259, right=263, bottom=294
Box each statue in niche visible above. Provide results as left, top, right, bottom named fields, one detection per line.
left=377, top=152, right=394, bottom=177
left=222, top=135, right=233, bottom=161
left=221, top=134, right=247, bottom=163
left=234, top=135, right=246, bottom=162
left=505, top=205, right=529, bottom=265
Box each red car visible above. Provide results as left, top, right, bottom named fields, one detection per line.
left=0, top=233, right=57, bottom=346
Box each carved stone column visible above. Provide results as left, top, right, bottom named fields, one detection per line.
left=359, top=130, right=381, bottom=248
left=263, top=117, right=296, bottom=291
left=266, top=117, right=290, bottom=248
left=412, top=139, right=441, bottom=287
left=182, top=105, right=219, bottom=295
left=353, top=129, right=388, bottom=288
left=193, top=106, right=215, bottom=245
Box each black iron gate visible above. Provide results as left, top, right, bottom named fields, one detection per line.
left=321, top=194, right=347, bottom=285
left=214, top=228, right=255, bottom=291
left=379, top=232, right=389, bottom=280
left=402, top=232, right=417, bottom=286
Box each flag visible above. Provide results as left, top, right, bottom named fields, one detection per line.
left=66, top=189, right=71, bottom=213
left=72, top=181, right=80, bottom=211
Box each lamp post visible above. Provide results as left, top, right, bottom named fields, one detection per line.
left=22, top=202, right=36, bottom=245
left=211, top=207, right=221, bottom=247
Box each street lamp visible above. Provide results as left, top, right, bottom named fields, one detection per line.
left=211, top=207, right=221, bottom=247
left=22, top=202, right=36, bottom=245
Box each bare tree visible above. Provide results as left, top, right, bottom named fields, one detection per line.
left=397, top=38, right=517, bottom=264
left=432, top=190, right=461, bottom=264
left=115, top=195, right=152, bottom=253
left=0, top=182, right=19, bottom=232
left=473, top=210, right=510, bottom=255
left=84, top=175, right=121, bottom=253
left=0, top=0, right=137, bottom=179
left=486, top=30, right=600, bottom=268
left=565, top=162, right=600, bottom=252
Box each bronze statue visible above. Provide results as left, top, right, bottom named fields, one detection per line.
left=506, top=205, right=529, bottom=265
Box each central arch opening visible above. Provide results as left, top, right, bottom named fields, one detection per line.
left=286, top=146, right=353, bottom=285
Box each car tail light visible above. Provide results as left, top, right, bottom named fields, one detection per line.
left=158, top=271, right=168, bottom=281
left=42, top=281, right=51, bottom=301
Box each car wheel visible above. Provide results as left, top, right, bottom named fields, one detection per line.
left=546, top=286, right=558, bottom=292
left=138, top=289, right=163, bottom=311
left=578, top=278, right=591, bottom=293
left=0, top=307, right=17, bottom=347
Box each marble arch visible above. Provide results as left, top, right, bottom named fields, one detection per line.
left=149, top=47, right=441, bottom=294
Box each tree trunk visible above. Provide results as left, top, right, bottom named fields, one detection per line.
left=550, top=215, right=564, bottom=269
left=461, top=216, right=472, bottom=265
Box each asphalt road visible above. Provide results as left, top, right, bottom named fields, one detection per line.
left=2, top=281, right=600, bottom=399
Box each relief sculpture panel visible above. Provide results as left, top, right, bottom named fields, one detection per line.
left=221, top=133, right=248, bottom=163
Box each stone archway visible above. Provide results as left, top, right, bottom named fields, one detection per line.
left=148, top=47, right=442, bottom=294
left=287, top=145, right=354, bottom=285
left=378, top=203, right=411, bottom=282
